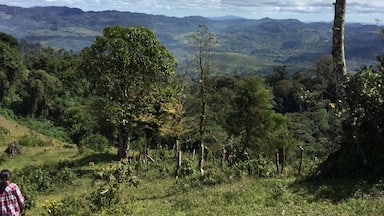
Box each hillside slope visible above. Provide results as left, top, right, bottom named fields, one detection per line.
left=0, top=114, right=64, bottom=146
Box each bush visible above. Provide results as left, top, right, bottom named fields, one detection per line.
left=0, top=126, right=10, bottom=141
left=80, top=133, right=109, bottom=152
left=44, top=196, right=92, bottom=216
left=91, top=160, right=139, bottom=211
left=232, top=157, right=276, bottom=178
left=199, top=166, right=227, bottom=186
left=19, top=117, right=70, bottom=142
left=178, top=158, right=195, bottom=178
left=15, top=166, right=77, bottom=193
left=0, top=154, right=7, bottom=164
left=18, top=133, right=49, bottom=147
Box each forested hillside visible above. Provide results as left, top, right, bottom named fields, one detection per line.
left=1, top=3, right=384, bottom=215
left=0, top=4, right=382, bottom=73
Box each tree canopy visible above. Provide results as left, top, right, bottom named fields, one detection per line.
left=81, top=26, right=177, bottom=158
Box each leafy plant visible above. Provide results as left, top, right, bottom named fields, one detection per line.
left=18, top=133, right=48, bottom=147
left=178, top=158, right=195, bottom=178
left=80, top=133, right=109, bottom=152
left=91, top=160, right=139, bottom=211
left=0, top=126, right=10, bottom=141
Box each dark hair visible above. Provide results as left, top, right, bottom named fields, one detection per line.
left=0, top=169, right=11, bottom=192
left=0, top=170, right=11, bottom=181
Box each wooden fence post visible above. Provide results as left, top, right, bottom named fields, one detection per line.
left=298, top=146, right=304, bottom=176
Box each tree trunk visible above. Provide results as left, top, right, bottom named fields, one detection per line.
left=221, top=145, right=226, bottom=169
left=174, top=139, right=180, bottom=178
left=199, top=142, right=205, bottom=175
left=199, top=57, right=206, bottom=175
left=332, top=0, right=347, bottom=104
left=175, top=150, right=182, bottom=179
left=144, top=129, right=153, bottom=170
left=118, top=123, right=131, bottom=159
left=276, top=152, right=280, bottom=174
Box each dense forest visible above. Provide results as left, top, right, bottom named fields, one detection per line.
left=0, top=7, right=384, bottom=215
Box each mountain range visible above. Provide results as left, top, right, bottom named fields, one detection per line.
left=0, top=4, right=383, bottom=74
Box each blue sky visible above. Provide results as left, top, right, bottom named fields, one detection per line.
left=1, top=0, right=383, bottom=24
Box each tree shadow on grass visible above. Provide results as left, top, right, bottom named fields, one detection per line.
left=291, top=177, right=381, bottom=203
left=67, top=152, right=119, bottom=167
left=58, top=152, right=120, bottom=176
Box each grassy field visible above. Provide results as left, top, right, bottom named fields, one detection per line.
left=1, top=114, right=384, bottom=215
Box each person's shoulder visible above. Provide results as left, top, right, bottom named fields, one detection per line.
left=7, top=182, right=19, bottom=189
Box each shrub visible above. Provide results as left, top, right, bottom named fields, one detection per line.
left=16, top=167, right=53, bottom=192
left=199, top=166, right=226, bottom=186
left=80, top=133, right=109, bottom=152
left=0, top=126, right=10, bottom=141
left=18, top=133, right=49, bottom=147
left=178, top=158, right=195, bottom=178
left=232, top=157, right=276, bottom=178
left=54, top=167, right=77, bottom=186
left=19, top=117, right=70, bottom=142
left=0, top=154, right=7, bottom=164
left=44, top=196, right=92, bottom=216
left=90, top=160, right=139, bottom=211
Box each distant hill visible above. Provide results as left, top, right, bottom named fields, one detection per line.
left=0, top=4, right=383, bottom=74
left=208, top=15, right=247, bottom=21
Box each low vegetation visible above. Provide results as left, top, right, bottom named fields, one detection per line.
left=0, top=136, right=383, bottom=215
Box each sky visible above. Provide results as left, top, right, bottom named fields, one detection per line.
left=1, top=0, right=384, bottom=24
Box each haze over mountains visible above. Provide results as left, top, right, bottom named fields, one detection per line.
left=0, top=4, right=383, bottom=74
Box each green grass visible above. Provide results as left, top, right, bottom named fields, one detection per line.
left=1, top=114, right=384, bottom=215
left=1, top=146, right=384, bottom=216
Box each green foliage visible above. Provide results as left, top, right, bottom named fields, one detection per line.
left=0, top=154, right=8, bottom=165
left=267, top=181, right=289, bottom=207
left=0, top=126, right=10, bottom=141
left=80, top=133, right=109, bottom=152
left=311, top=56, right=384, bottom=180
left=0, top=35, right=26, bottom=105
left=178, top=158, right=195, bottom=178
left=225, top=76, right=295, bottom=160
left=232, top=157, right=276, bottom=178
left=16, top=117, right=70, bottom=142
left=54, top=167, right=78, bottom=186
left=15, top=165, right=77, bottom=193
left=18, top=69, right=63, bottom=117
left=288, top=110, right=341, bottom=159
left=198, top=166, right=227, bottom=186
left=18, top=133, right=49, bottom=147
left=61, top=106, right=97, bottom=145
left=44, top=196, right=91, bottom=216
left=81, top=25, right=178, bottom=158
left=91, top=160, right=139, bottom=211
left=2, top=9, right=383, bottom=216
left=0, top=32, right=20, bottom=48
left=341, top=60, right=384, bottom=178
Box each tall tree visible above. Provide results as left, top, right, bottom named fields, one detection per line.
left=225, top=77, right=293, bottom=161
left=189, top=25, right=217, bottom=173
left=332, top=0, right=347, bottom=106
left=21, top=69, right=62, bottom=117
left=0, top=34, right=26, bottom=106
left=81, top=26, right=176, bottom=159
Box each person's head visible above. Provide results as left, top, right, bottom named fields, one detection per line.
left=0, top=169, right=11, bottom=182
